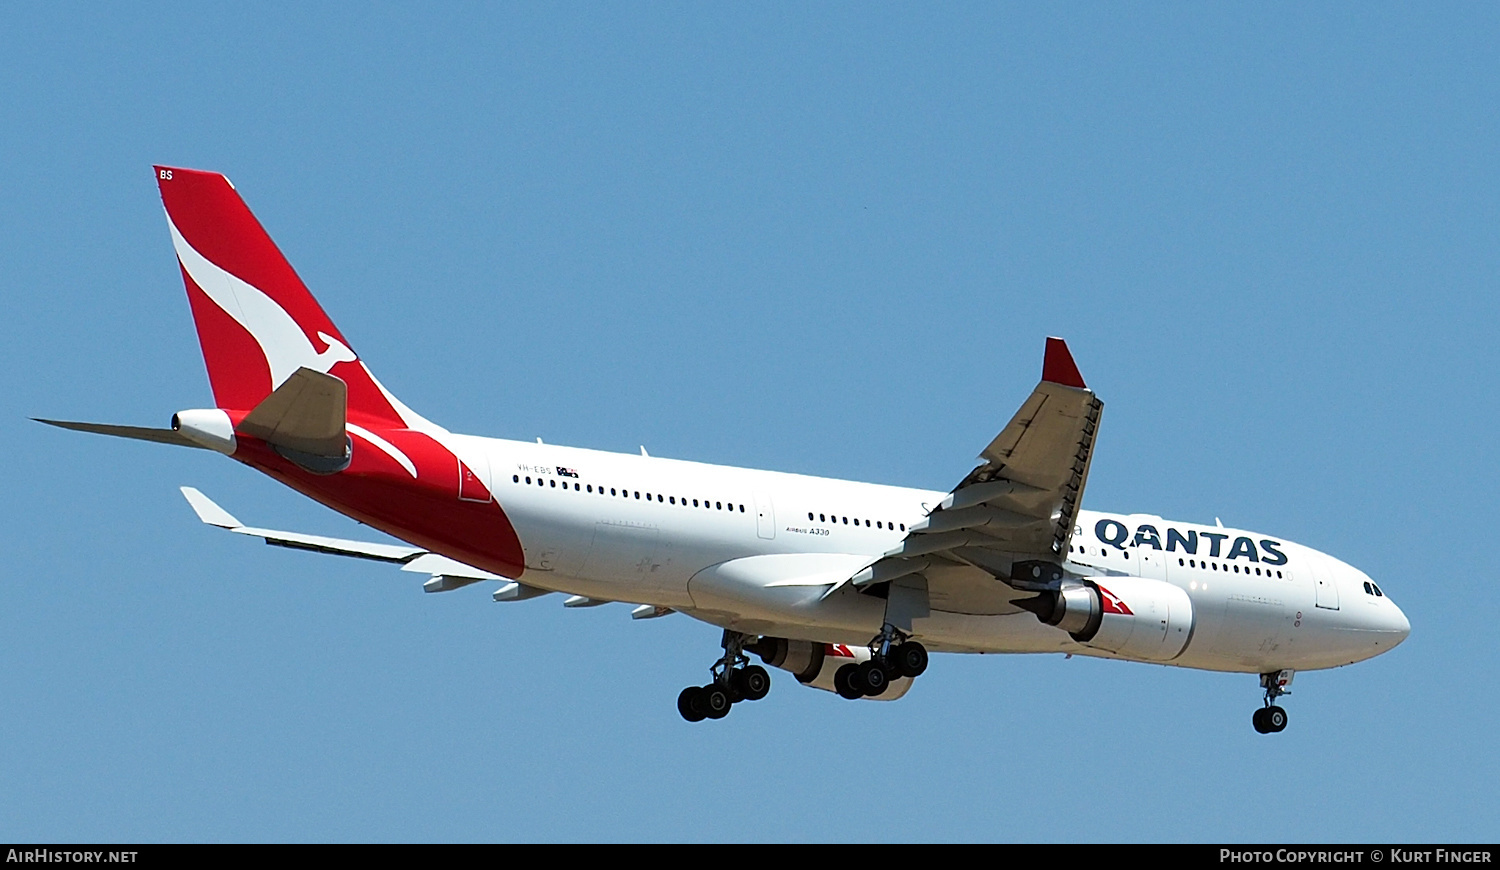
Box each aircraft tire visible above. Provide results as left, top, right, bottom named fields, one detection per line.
left=894, top=642, right=929, bottom=678
left=740, top=665, right=771, bottom=701
left=1267, top=706, right=1287, bottom=732
left=857, top=661, right=889, bottom=697
left=835, top=664, right=864, bottom=699
left=703, top=685, right=732, bottom=719
left=679, top=687, right=706, bottom=723
left=1252, top=708, right=1270, bottom=733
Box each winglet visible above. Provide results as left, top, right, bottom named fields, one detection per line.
left=180, top=486, right=242, bottom=528
left=1042, top=337, right=1086, bottom=389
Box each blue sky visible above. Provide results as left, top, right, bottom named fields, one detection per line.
left=2, top=5, right=1497, bottom=842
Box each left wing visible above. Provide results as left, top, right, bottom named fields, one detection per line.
left=181, top=486, right=508, bottom=594
left=850, top=338, right=1103, bottom=614
left=178, top=488, right=677, bottom=615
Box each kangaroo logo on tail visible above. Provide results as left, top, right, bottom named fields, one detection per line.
left=169, top=217, right=357, bottom=389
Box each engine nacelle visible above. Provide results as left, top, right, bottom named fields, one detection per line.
left=1021, top=576, right=1195, bottom=662
left=171, top=409, right=236, bottom=454
left=748, top=637, right=912, bottom=701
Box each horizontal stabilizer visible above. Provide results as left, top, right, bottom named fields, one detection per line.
left=238, top=367, right=348, bottom=458
left=34, top=418, right=204, bottom=449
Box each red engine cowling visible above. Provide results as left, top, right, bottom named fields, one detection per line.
left=749, top=638, right=913, bottom=701
left=1022, top=576, right=1195, bottom=662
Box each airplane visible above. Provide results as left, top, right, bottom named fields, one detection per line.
left=39, top=165, right=1411, bottom=733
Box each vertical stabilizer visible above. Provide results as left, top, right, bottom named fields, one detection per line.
left=154, top=166, right=417, bottom=429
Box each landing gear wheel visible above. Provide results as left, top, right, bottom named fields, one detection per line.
left=738, top=665, right=771, bottom=701
left=834, top=663, right=864, bottom=699
left=1252, top=707, right=1270, bottom=734
left=702, top=684, right=732, bottom=719
left=893, top=642, right=928, bottom=678
left=856, top=660, right=889, bottom=697
left=1266, top=705, right=1287, bottom=733
left=678, top=687, right=706, bottom=723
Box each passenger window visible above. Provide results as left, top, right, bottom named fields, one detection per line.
left=525, top=476, right=531, bottom=484
left=716, top=502, right=722, bottom=510
left=513, top=475, right=520, bottom=483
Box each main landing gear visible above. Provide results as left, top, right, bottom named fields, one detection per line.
left=1252, top=669, right=1294, bottom=734
left=678, top=630, right=772, bottom=723
left=834, top=624, right=928, bottom=700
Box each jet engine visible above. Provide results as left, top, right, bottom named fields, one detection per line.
left=171, top=409, right=236, bottom=454
left=1017, top=576, right=1195, bottom=662
left=748, top=637, right=913, bottom=701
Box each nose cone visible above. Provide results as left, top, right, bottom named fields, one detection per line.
left=1389, top=600, right=1412, bottom=646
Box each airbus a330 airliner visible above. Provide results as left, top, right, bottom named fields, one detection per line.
left=41, top=166, right=1410, bottom=732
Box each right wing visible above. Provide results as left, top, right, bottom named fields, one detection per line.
left=850, top=338, right=1104, bottom=614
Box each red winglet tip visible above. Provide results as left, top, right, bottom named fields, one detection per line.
left=1042, top=337, right=1086, bottom=389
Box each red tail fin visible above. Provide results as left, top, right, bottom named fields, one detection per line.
left=155, top=166, right=411, bottom=428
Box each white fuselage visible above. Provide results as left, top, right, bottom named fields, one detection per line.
left=448, top=434, right=1409, bottom=675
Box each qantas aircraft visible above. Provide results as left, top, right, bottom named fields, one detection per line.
left=40, top=166, right=1410, bottom=733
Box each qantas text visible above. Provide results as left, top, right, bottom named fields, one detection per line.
left=1094, top=519, right=1288, bottom=565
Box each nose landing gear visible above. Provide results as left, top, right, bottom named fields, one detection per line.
left=1252, top=669, right=1294, bottom=734
left=678, top=630, right=772, bottom=722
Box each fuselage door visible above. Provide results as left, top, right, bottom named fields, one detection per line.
left=1310, top=556, right=1340, bottom=610
left=457, top=445, right=493, bottom=503
left=754, top=491, right=776, bottom=540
